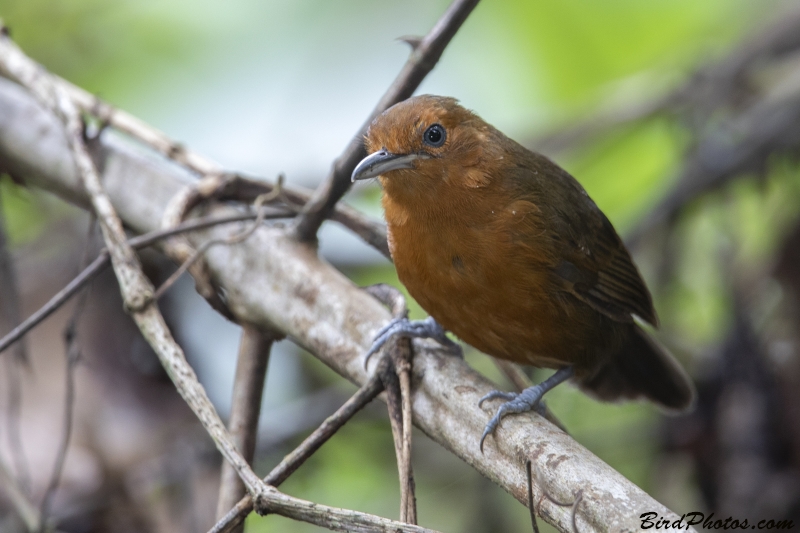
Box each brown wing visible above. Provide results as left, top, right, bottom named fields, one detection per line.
left=510, top=150, right=658, bottom=326
left=553, top=211, right=658, bottom=326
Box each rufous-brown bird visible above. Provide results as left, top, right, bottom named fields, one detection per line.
left=352, top=95, right=695, bottom=450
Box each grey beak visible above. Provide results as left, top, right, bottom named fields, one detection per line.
left=351, top=149, right=429, bottom=182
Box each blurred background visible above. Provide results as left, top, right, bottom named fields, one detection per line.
left=1, top=0, right=800, bottom=531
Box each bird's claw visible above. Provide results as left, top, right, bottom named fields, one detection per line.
left=479, top=385, right=548, bottom=451
left=477, top=390, right=518, bottom=406
left=478, top=366, right=574, bottom=452
left=364, top=316, right=461, bottom=369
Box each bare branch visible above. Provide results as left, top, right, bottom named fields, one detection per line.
left=626, top=85, right=800, bottom=249
left=531, top=94, right=672, bottom=155
left=292, top=0, right=481, bottom=242
left=0, top=184, right=30, bottom=494
left=0, top=458, right=40, bottom=532
left=255, top=490, right=438, bottom=533
left=211, top=369, right=386, bottom=533
left=38, top=240, right=91, bottom=529
left=0, top=210, right=293, bottom=357
left=366, top=284, right=417, bottom=524
left=215, top=325, right=278, bottom=530
left=61, top=78, right=221, bottom=177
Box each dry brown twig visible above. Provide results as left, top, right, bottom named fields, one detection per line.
left=0, top=209, right=293, bottom=357
left=0, top=184, right=30, bottom=497
left=154, top=189, right=281, bottom=301
left=364, top=283, right=418, bottom=524
left=526, top=460, right=540, bottom=533
left=0, top=23, right=263, bottom=519
left=39, top=220, right=95, bottom=530
left=215, top=325, right=280, bottom=532
left=0, top=458, right=40, bottom=532
left=211, top=358, right=390, bottom=533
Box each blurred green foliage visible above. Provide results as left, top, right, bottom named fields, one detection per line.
left=0, top=0, right=788, bottom=531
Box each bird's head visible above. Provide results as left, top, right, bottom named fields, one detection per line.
left=352, top=95, right=502, bottom=197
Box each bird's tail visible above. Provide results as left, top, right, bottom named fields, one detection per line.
left=579, top=325, right=695, bottom=412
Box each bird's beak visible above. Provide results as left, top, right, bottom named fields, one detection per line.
left=351, top=149, right=430, bottom=182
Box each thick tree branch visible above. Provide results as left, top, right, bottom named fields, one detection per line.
left=0, top=73, right=683, bottom=532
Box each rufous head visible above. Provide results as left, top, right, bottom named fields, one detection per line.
left=351, top=95, right=502, bottom=191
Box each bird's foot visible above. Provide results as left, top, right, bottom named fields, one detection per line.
left=478, top=366, right=574, bottom=451
left=364, top=316, right=462, bottom=368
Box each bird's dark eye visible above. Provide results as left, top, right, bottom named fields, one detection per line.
left=423, top=124, right=446, bottom=147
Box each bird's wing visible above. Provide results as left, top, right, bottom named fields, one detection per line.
left=512, top=156, right=658, bottom=326
left=554, top=207, right=658, bottom=326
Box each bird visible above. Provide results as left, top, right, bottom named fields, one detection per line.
left=351, top=95, right=695, bottom=450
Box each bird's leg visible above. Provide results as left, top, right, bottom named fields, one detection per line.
left=364, top=315, right=462, bottom=368
left=478, top=366, right=574, bottom=451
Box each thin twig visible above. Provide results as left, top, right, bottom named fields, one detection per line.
left=256, top=490, right=440, bottom=533
left=211, top=368, right=386, bottom=533
left=526, top=460, right=540, bottom=533
left=57, top=81, right=221, bottom=177
left=215, top=325, right=278, bottom=530
left=530, top=92, right=673, bottom=155
left=38, top=218, right=95, bottom=531
left=0, top=183, right=31, bottom=494
left=293, top=0, right=481, bottom=242
left=531, top=460, right=584, bottom=533
left=0, top=458, right=40, bottom=532
left=157, top=175, right=292, bottom=318
left=396, top=349, right=416, bottom=524
left=0, top=254, right=104, bottom=357
left=153, top=193, right=275, bottom=301
left=364, top=284, right=417, bottom=524
left=0, top=209, right=292, bottom=357
left=37, top=301, right=80, bottom=532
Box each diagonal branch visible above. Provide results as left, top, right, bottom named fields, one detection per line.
left=212, top=366, right=386, bottom=533
left=0, top=458, right=40, bottom=532
left=292, top=0, right=481, bottom=242
left=0, top=183, right=30, bottom=495
left=0, top=210, right=293, bottom=357
left=215, top=325, right=278, bottom=530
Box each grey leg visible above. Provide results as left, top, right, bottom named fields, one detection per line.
left=478, top=366, right=574, bottom=451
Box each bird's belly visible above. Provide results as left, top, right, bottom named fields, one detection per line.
left=390, top=224, right=572, bottom=368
